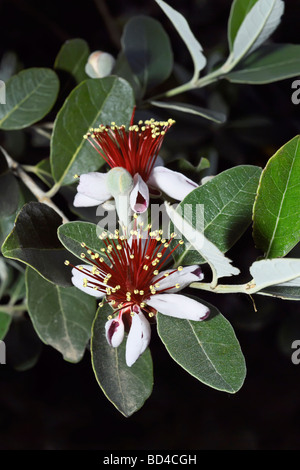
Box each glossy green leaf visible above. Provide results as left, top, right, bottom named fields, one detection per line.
left=155, top=0, right=206, bottom=78
left=50, top=76, right=134, bottom=187
left=259, top=284, right=300, bottom=300
left=0, top=311, right=11, bottom=340
left=150, top=100, right=226, bottom=123
left=91, top=303, right=153, bottom=417
left=227, top=0, right=259, bottom=51
left=226, top=44, right=300, bottom=84
left=157, top=299, right=246, bottom=393
left=26, top=267, right=96, bottom=363
left=170, top=165, right=262, bottom=266
left=1, top=202, right=78, bottom=287
left=253, top=136, right=300, bottom=258
left=58, top=221, right=108, bottom=263
left=54, top=38, right=89, bottom=85
left=0, top=68, right=59, bottom=130
left=121, top=15, right=173, bottom=93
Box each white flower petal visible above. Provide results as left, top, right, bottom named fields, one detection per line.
left=129, top=174, right=150, bottom=213
left=74, top=172, right=111, bottom=207
left=125, top=309, right=151, bottom=367
left=71, top=265, right=105, bottom=298
left=105, top=317, right=125, bottom=348
left=147, top=166, right=198, bottom=200
left=147, top=293, right=210, bottom=321
left=154, top=265, right=204, bottom=293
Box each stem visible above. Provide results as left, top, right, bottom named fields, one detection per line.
left=2, top=147, right=69, bottom=224
left=190, top=280, right=257, bottom=295
left=0, top=304, right=27, bottom=315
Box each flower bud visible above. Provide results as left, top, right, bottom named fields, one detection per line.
left=106, top=167, right=133, bottom=197
left=85, top=51, right=116, bottom=78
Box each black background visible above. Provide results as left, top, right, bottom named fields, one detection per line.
left=1, top=0, right=300, bottom=451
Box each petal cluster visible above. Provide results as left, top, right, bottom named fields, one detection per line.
left=67, top=225, right=209, bottom=367
left=74, top=108, right=198, bottom=213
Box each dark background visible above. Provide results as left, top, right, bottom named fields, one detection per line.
left=1, top=0, right=300, bottom=451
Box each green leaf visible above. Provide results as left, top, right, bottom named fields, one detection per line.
left=91, top=303, right=153, bottom=417
left=121, top=15, right=173, bottom=94
left=157, top=298, right=246, bottom=393
left=0, top=68, right=59, bottom=130
left=54, top=38, right=90, bottom=85
left=1, top=201, right=78, bottom=287
left=50, top=76, right=135, bottom=187
left=0, top=311, right=11, bottom=340
left=150, top=100, right=226, bottom=123
left=228, top=0, right=259, bottom=51
left=155, top=0, right=206, bottom=79
left=58, top=221, right=108, bottom=263
left=259, top=284, right=300, bottom=300
left=170, top=165, right=262, bottom=266
left=26, top=267, right=96, bottom=363
left=231, top=0, right=284, bottom=66
left=226, top=44, right=300, bottom=84
left=253, top=136, right=300, bottom=258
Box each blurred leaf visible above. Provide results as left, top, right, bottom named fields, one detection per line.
left=230, top=0, right=284, bottom=67
left=26, top=267, right=96, bottom=363
left=259, top=284, right=300, bottom=300
left=1, top=202, right=78, bottom=287
left=226, top=44, right=300, bottom=84
left=169, top=165, right=262, bottom=266
left=150, top=100, right=226, bottom=123
left=0, top=311, right=11, bottom=340
left=0, top=257, right=14, bottom=300
left=155, top=0, right=206, bottom=78
left=157, top=299, right=246, bottom=393
left=50, top=77, right=134, bottom=186
left=121, top=15, right=173, bottom=94
left=113, top=52, right=143, bottom=101
left=91, top=303, right=153, bottom=417
left=58, top=221, right=109, bottom=263
left=0, top=68, right=59, bottom=130
left=253, top=136, right=300, bottom=258
left=228, top=0, right=259, bottom=51
left=54, top=38, right=89, bottom=85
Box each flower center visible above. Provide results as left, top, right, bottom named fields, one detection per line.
left=66, top=222, right=185, bottom=318
left=83, top=107, right=175, bottom=181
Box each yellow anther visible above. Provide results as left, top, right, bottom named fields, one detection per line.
left=140, top=302, right=146, bottom=308
left=117, top=245, right=122, bottom=250
left=143, top=265, right=149, bottom=271
left=178, top=266, right=183, bottom=271
left=64, top=260, right=70, bottom=266
left=139, top=290, right=144, bottom=295
left=149, top=312, right=154, bottom=318
left=153, top=270, right=159, bottom=276
left=80, top=253, right=85, bottom=258
left=134, top=289, right=139, bottom=294
left=175, top=283, right=180, bottom=288
left=130, top=254, right=134, bottom=259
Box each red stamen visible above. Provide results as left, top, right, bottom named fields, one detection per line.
left=66, top=227, right=185, bottom=321
left=83, top=107, right=175, bottom=181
